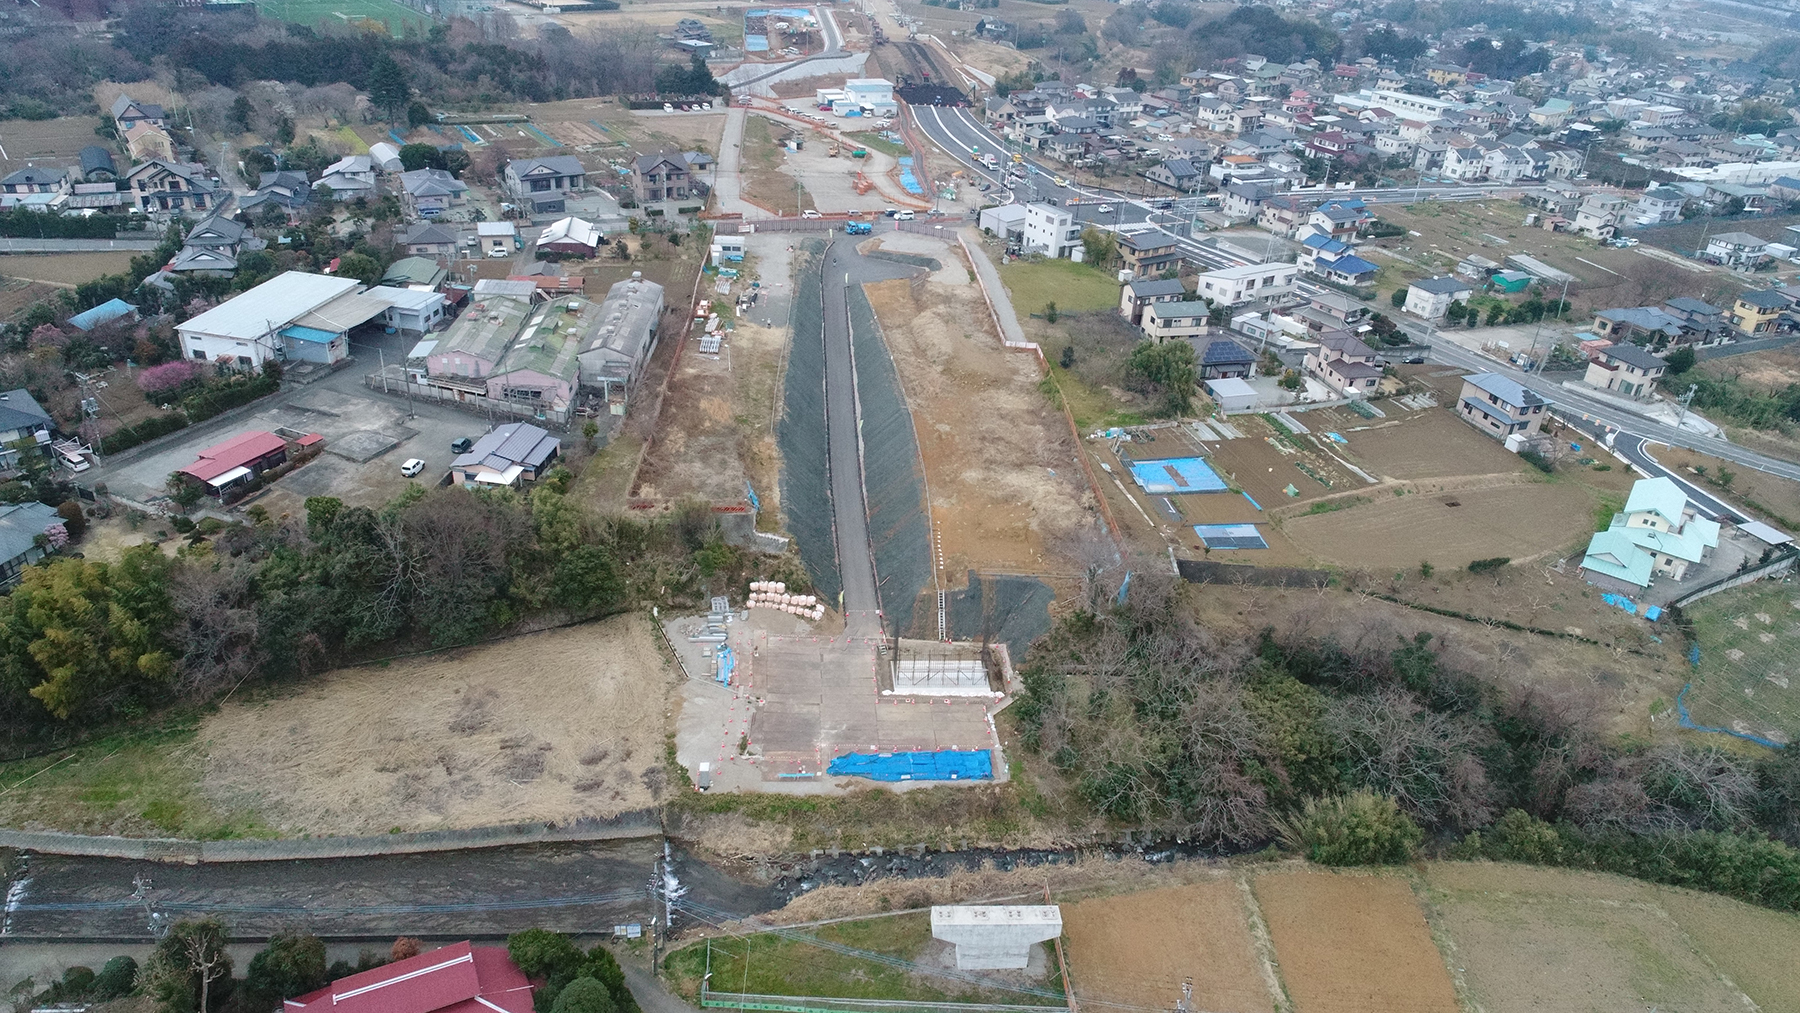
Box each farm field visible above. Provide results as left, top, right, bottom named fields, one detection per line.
left=199, top=616, right=674, bottom=836
left=0, top=117, right=104, bottom=164
left=1254, top=870, right=1458, bottom=1013
left=0, top=252, right=139, bottom=287
left=249, top=0, right=434, bottom=33
left=1679, top=582, right=1800, bottom=745
left=862, top=235, right=1094, bottom=581
left=1061, top=878, right=1274, bottom=1013
left=997, top=257, right=1120, bottom=316
left=1420, top=863, right=1772, bottom=1013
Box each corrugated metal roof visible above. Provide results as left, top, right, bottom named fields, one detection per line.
left=179, top=430, right=287, bottom=482
left=179, top=272, right=359, bottom=342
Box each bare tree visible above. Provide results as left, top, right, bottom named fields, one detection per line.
left=169, top=558, right=263, bottom=701
left=1326, top=688, right=1494, bottom=828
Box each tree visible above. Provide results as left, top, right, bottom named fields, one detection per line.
left=1276, top=790, right=1422, bottom=865
left=1125, top=339, right=1197, bottom=415
left=407, top=102, right=432, bottom=129
left=55, top=501, right=86, bottom=542
left=144, top=917, right=232, bottom=1013
left=550, top=978, right=617, bottom=1013
left=367, top=51, right=411, bottom=121
left=398, top=143, right=444, bottom=172
left=336, top=253, right=383, bottom=287
left=391, top=937, right=423, bottom=961
left=0, top=547, right=178, bottom=722
left=552, top=545, right=625, bottom=614
left=1666, top=345, right=1696, bottom=374
left=229, top=95, right=253, bottom=134
left=93, top=956, right=139, bottom=1000
left=243, top=931, right=328, bottom=1009
left=1390, top=288, right=1406, bottom=308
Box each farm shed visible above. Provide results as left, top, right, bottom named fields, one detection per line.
left=1206, top=377, right=1259, bottom=412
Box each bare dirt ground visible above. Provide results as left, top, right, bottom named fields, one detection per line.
left=200, top=616, right=674, bottom=835
left=0, top=278, right=59, bottom=321
left=0, top=252, right=138, bottom=287
left=1704, top=343, right=1800, bottom=390
left=1253, top=869, right=1459, bottom=1013
left=1185, top=581, right=1681, bottom=737
left=1062, top=879, right=1275, bottom=1013
left=1420, top=863, right=1761, bottom=1013
left=862, top=243, right=1095, bottom=580
left=0, top=117, right=108, bottom=164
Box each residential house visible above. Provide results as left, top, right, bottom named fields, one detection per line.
left=1580, top=477, right=1720, bottom=590
left=1304, top=330, right=1383, bottom=396
left=1456, top=372, right=1551, bottom=439
left=78, top=146, right=118, bottom=183
left=1703, top=231, right=1768, bottom=269
left=1258, top=195, right=1313, bottom=236
left=449, top=422, right=561, bottom=488
left=1220, top=182, right=1274, bottom=222
left=399, top=222, right=460, bottom=258
left=633, top=152, right=693, bottom=203
left=284, top=941, right=533, bottom=1013
left=1119, top=277, right=1188, bottom=326
left=366, top=286, right=447, bottom=335
left=1307, top=246, right=1378, bottom=288
left=0, top=389, right=53, bottom=448
left=1728, top=289, right=1787, bottom=336
left=1195, top=338, right=1257, bottom=380
left=1142, top=300, right=1216, bottom=342
left=238, top=170, right=312, bottom=212
left=536, top=216, right=605, bottom=257
left=1145, top=159, right=1204, bottom=191
left=124, top=160, right=215, bottom=213
left=399, top=168, right=469, bottom=218
left=1, top=166, right=68, bottom=195
left=1403, top=276, right=1472, bottom=320
left=1592, top=306, right=1684, bottom=346
left=477, top=221, right=519, bottom=256
left=1306, top=199, right=1370, bottom=241
left=1573, top=194, right=1625, bottom=239
left=316, top=155, right=377, bottom=200
left=1584, top=342, right=1666, bottom=397
left=504, top=155, right=587, bottom=214
left=110, top=95, right=166, bottom=132
left=1116, top=230, right=1182, bottom=279
left=1022, top=203, right=1081, bottom=259
left=1633, top=186, right=1687, bottom=225
left=0, top=502, right=64, bottom=587
left=381, top=256, right=448, bottom=290
left=1195, top=263, right=1297, bottom=306
left=123, top=123, right=175, bottom=163
left=1662, top=297, right=1724, bottom=340
left=177, top=430, right=291, bottom=497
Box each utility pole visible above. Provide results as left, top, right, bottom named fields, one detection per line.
left=1675, top=383, right=1698, bottom=430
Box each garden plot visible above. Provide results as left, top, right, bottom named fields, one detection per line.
left=201, top=616, right=673, bottom=836
left=1679, top=582, right=1800, bottom=745
left=1420, top=863, right=1761, bottom=1013
left=861, top=243, right=1094, bottom=582
left=1253, top=870, right=1458, bottom=1013
left=1062, top=879, right=1274, bottom=1013
left=0, top=116, right=107, bottom=162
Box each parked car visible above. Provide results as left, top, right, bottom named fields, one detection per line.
left=451, top=437, right=474, bottom=454
left=400, top=458, right=426, bottom=477
left=801, top=209, right=822, bottom=219
left=893, top=210, right=915, bottom=221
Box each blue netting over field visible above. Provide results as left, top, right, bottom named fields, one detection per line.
left=828, top=750, right=994, bottom=781
left=1194, top=523, right=1268, bottom=550
left=1128, top=457, right=1228, bottom=494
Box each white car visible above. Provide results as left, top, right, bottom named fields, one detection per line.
left=893, top=210, right=915, bottom=221
left=801, top=209, right=822, bottom=219
left=1097, top=204, right=1115, bottom=213
left=400, top=458, right=426, bottom=477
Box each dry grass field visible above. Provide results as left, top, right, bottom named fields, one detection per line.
left=1420, top=863, right=1771, bottom=1013
left=201, top=616, right=673, bottom=835
left=0, top=252, right=139, bottom=287
left=1061, top=879, right=1275, bottom=1013
left=1254, top=870, right=1459, bottom=1013
left=863, top=241, right=1094, bottom=580
left=0, top=117, right=106, bottom=164
left=1652, top=442, right=1800, bottom=529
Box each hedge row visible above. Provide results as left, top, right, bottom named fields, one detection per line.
left=98, top=413, right=189, bottom=455
left=98, top=375, right=281, bottom=455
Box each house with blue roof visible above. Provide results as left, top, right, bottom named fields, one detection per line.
left=1456, top=372, right=1550, bottom=440
left=66, top=299, right=138, bottom=333
left=1581, top=477, right=1721, bottom=591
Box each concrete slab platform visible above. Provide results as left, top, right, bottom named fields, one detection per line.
left=328, top=429, right=407, bottom=463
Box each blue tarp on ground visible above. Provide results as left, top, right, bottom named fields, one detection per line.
left=827, top=750, right=993, bottom=781
left=1128, top=457, right=1228, bottom=494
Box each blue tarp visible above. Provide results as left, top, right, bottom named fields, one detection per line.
left=827, top=750, right=993, bottom=782
left=1602, top=592, right=1638, bottom=615
left=1194, top=523, right=1267, bottom=549
left=897, top=157, right=923, bottom=195
left=1127, top=457, right=1228, bottom=494
left=67, top=298, right=136, bottom=332
left=280, top=325, right=340, bottom=343
left=715, top=645, right=735, bottom=685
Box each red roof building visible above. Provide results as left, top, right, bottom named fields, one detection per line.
left=177, top=430, right=291, bottom=490
left=285, top=942, right=533, bottom=1013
